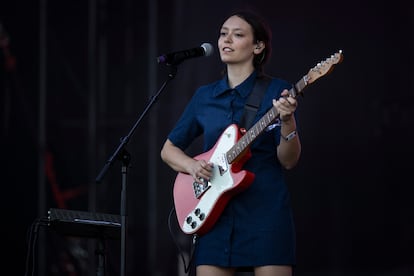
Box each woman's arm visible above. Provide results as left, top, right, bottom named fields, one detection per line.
left=273, top=90, right=302, bottom=169
left=161, top=139, right=213, bottom=182
left=277, top=115, right=301, bottom=169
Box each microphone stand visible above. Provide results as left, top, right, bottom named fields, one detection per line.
left=95, top=65, right=178, bottom=276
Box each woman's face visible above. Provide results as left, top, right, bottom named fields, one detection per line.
left=218, top=15, right=263, bottom=67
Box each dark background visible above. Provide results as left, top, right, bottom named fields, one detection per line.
left=1, top=0, right=413, bottom=275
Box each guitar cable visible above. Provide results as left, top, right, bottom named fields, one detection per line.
left=168, top=206, right=198, bottom=275
left=24, top=216, right=49, bottom=276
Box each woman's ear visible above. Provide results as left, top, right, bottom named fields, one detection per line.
left=254, top=41, right=265, bottom=53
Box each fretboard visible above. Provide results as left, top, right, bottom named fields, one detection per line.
left=226, top=106, right=279, bottom=163
left=226, top=76, right=307, bottom=164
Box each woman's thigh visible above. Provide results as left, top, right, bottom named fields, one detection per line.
left=196, top=265, right=236, bottom=276
left=254, top=265, right=292, bottom=276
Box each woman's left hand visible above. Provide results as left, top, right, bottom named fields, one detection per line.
left=272, top=89, right=298, bottom=122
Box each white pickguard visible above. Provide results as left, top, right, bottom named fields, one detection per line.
left=181, top=125, right=238, bottom=233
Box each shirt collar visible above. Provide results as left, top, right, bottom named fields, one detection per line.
left=213, top=70, right=258, bottom=98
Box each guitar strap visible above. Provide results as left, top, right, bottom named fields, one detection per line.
left=239, top=74, right=272, bottom=130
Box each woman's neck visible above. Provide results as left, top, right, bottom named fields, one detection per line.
left=226, top=64, right=255, bottom=88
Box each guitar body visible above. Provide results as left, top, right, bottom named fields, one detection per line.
left=173, top=124, right=255, bottom=235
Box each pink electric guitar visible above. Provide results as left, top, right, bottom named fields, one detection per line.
left=173, top=51, right=344, bottom=235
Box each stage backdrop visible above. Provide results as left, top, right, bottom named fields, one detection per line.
left=1, top=0, right=413, bottom=275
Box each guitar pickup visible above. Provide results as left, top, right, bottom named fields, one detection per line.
left=193, top=178, right=211, bottom=198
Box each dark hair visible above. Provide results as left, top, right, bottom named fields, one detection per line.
left=227, top=10, right=272, bottom=73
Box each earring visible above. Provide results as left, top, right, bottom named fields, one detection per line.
left=259, top=52, right=265, bottom=63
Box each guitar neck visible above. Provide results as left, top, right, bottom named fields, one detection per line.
left=292, top=76, right=308, bottom=98
left=226, top=77, right=307, bottom=164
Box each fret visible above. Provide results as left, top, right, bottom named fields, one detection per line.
left=295, top=77, right=307, bottom=96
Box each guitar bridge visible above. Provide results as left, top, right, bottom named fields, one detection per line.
left=193, top=178, right=211, bottom=198
left=216, top=154, right=228, bottom=176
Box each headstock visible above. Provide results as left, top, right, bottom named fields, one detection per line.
left=306, top=50, right=343, bottom=85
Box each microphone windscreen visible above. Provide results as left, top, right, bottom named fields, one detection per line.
left=201, top=43, right=213, bottom=57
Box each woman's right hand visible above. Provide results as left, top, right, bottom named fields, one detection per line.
left=187, top=159, right=214, bottom=184
left=161, top=139, right=213, bottom=183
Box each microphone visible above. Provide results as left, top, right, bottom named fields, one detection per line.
left=157, top=42, right=213, bottom=65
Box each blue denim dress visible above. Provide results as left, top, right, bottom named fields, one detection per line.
left=168, top=71, right=296, bottom=268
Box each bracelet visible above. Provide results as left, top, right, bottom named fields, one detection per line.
left=281, top=130, right=297, bottom=141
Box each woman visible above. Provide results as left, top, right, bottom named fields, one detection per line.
left=161, top=10, right=301, bottom=276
